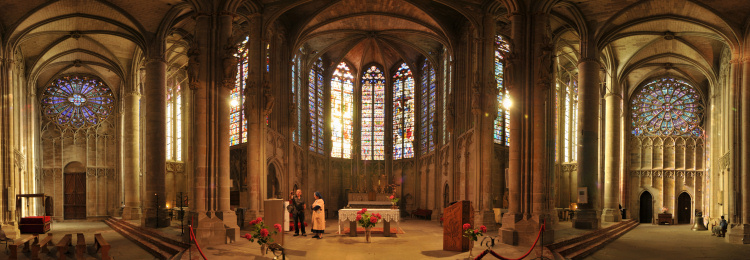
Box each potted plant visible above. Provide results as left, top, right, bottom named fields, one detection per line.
left=462, top=223, right=487, bottom=259
left=389, top=195, right=400, bottom=209
left=242, top=217, right=282, bottom=256
left=356, top=208, right=382, bottom=242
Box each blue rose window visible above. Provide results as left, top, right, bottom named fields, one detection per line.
left=631, top=77, right=704, bottom=137
left=41, top=76, right=115, bottom=128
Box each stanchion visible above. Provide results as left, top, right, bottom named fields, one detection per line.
left=473, top=220, right=547, bottom=260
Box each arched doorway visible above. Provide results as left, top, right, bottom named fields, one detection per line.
left=639, top=191, right=653, bottom=224
left=64, top=162, right=86, bottom=220
left=267, top=164, right=280, bottom=199
left=677, top=192, right=692, bottom=224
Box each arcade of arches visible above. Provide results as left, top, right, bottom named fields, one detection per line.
left=1, top=0, right=750, bottom=253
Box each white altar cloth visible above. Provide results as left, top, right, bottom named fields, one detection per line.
left=338, top=209, right=400, bottom=234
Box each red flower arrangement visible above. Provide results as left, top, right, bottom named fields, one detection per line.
left=356, top=208, right=382, bottom=228
left=243, top=217, right=279, bottom=246
left=462, top=223, right=486, bottom=241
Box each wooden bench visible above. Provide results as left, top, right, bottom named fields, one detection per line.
left=94, top=233, right=112, bottom=260
left=9, top=234, right=37, bottom=260
left=411, top=208, right=433, bottom=220
left=31, top=233, right=53, bottom=260
left=76, top=233, right=86, bottom=260
left=55, top=234, right=72, bottom=260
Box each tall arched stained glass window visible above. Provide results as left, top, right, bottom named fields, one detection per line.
left=41, top=75, right=115, bottom=128
left=561, top=76, right=578, bottom=162
left=166, top=81, right=182, bottom=161
left=631, top=77, right=704, bottom=137
left=361, top=65, right=386, bottom=160
left=393, top=62, right=415, bottom=159
left=230, top=36, right=249, bottom=146
left=309, top=58, right=325, bottom=154
left=331, top=62, right=354, bottom=158
left=443, top=52, right=452, bottom=145
left=291, top=53, right=302, bottom=145
left=420, top=59, right=436, bottom=154
left=494, top=35, right=511, bottom=145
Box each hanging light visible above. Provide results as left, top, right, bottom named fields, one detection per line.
left=503, top=97, right=512, bottom=109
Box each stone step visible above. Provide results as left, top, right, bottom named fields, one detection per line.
left=566, top=220, right=639, bottom=260
left=105, top=218, right=184, bottom=255
left=556, top=220, right=636, bottom=256
left=115, top=217, right=189, bottom=248
left=104, top=218, right=172, bottom=260
left=547, top=220, right=632, bottom=251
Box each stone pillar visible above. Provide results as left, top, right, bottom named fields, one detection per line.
left=726, top=59, right=750, bottom=244
left=142, top=58, right=169, bottom=228
left=572, top=58, right=601, bottom=229
left=122, top=91, right=141, bottom=220
left=474, top=11, right=497, bottom=229
left=244, top=14, right=265, bottom=220
left=602, top=78, right=621, bottom=222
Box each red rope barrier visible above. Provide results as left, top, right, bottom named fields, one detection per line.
left=474, top=221, right=546, bottom=260
left=189, top=221, right=208, bottom=260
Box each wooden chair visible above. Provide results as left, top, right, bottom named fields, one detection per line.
left=55, top=234, right=72, bottom=260
left=9, top=234, right=36, bottom=260
left=94, top=233, right=111, bottom=260
left=31, top=233, right=53, bottom=260
left=75, top=233, right=85, bottom=260
left=0, top=229, right=14, bottom=254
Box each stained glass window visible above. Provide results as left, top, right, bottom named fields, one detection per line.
left=309, top=58, right=325, bottom=154
left=230, top=36, right=249, bottom=146
left=443, top=52, right=451, bottom=144
left=631, top=77, right=704, bottom=137
left=561, top=76, right=578, bottom=162
left=494, top=35, right=511, bottom=145
left=41, top=75, right=114, bottom=128
left=166, top=81, right=182, bottom=161
left=361, top=65, right=386, bottom=160
left=331, top=62, right=354, bottom=159
left=420, top=59, right=436, bottom=154
left=291, top=53, right=302, bottom=145
left=393, top=62, right=415, bottom=159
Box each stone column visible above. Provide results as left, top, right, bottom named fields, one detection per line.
left=602, top=78, right=621, bottom=222
left=142, top=58, right=168, bottom=228
left=122, top=91, right=141, bottom=220
left=474, top=11, right=497, bottom=229
left=245, top=14, right=265, bottom=220
left=726, top=59, right=750, bottom=244
left=572, top=58, right=601, bottom=229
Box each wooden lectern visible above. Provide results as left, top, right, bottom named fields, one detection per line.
left=443, top=201, right=473, bottom=252
left=264, top=199, right=285, bottom=246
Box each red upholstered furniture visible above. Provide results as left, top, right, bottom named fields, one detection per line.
left=19, top=216, right=51, bottom=234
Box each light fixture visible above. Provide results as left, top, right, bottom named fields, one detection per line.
left=503, top=97, right=512, bottom=109
left=230, top=98, right=239, bottom=107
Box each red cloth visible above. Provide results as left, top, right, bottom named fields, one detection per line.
left=20, top=216, right=51, bottom=224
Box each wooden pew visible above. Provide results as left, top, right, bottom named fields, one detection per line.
left=9, top=234, right=37, bottom=260
left=76, top=233, right=86, bottom=260
left=55, top=234, right=72, bottom=260
left=31, top=233, right=54, bottom=260
left=94, top=233, right=112, bottom=260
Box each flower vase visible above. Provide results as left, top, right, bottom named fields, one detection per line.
left=467, top=241, right=474, bottom=260
left=365, top=227, right=372, bottom=243
left=260, top=243, right=267, bottom=256
left=391, top=203, right=397, bottom=210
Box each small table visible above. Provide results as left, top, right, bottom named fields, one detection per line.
left=338, top=209, right=400, bottom=237
left=658, top=213, right=673, bottom=225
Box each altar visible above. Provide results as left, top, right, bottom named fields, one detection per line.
left=338, top=209, right=400, bottom=237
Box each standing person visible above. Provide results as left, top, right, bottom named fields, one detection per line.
left=292, top=189, right=307, bottom=236
left=311, top=192, right=325, bottom=239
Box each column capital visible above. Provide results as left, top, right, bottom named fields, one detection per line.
left=145, top=57, right=167, bottom=65
left=578, top=58, right=600, bottom=65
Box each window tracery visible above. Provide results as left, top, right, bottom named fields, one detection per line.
left=41, top=75, right=115, bottom=129
left=393, top=62, right=415, bottom=159
left=230, top=36, right=249, bottom=146
left=631, top=77, right=704, bottom=137
left=420, top=59, right=436, bottom=154
left=361, top=65, right=386, bottom=160
left=309, top=58, right=325, bottom=154
left=494, top=35, right=511, bottom=145
left=331, top=62, right=354, bottom=158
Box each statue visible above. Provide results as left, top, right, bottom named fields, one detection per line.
left=289, top=99, right=297, bottom=132
left=537, top=35, right=553, bottom=88
left=222, top=37, right=240, bottom=89
left=187, top=45, right=200, bottom=89
left=446, top=93, right=455, bottom=133
left=262, top=81, right=275, bottom=116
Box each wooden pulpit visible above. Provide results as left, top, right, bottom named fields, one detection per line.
left=264, top=199, right=285, bottom=246
left=443, top=200, right=473, bottom=252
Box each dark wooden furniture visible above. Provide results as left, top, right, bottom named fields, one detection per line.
left=9, top=234, right=36, bottom=260
left=31, top=233, right=53, bottom=260
left=94, top=233, right=111, bottom=260
left=411, top=209, right=433, bottom=220
left=443, top=201, right=473, bottom=252
left=55, top=234, right=72, bottom=260
left=20, top=216, right=51, bottom=234
left=75, top=233, right=86, bottom=260
left=658, top=213, right=673, bottom=225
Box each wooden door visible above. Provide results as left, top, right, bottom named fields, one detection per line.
left=639, top=191, right=653, bottom=224
left=64, top=172, right=86, bottom=219
left=678, top=192, right=691, bottom=224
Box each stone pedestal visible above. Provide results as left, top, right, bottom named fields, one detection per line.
left=475, top=210, right=497, bottom=231
left=601, top=208, right=621, bottom=223
left=143, top=208, right=169, bottom=228
left=215, top=210, right=240, bottom=243
left=725, top=224, right=750, bottom=244
left=1, top=224, right=20, bottom=239
left=499, top=214, right=554, bottom=246
left=186, top=211, right=228, bottom=247
left=122, top=207, right=141, bottom=220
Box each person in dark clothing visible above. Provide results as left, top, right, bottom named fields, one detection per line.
left=292, top=189, right=307, bottom=236
left=713, top=216, right=728, bottom=237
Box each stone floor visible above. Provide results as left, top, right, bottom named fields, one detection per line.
left=588, top=224, right=750, bottom=260
left=6, top=219, right=750, bottom=260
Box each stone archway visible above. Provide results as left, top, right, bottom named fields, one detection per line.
left=639, top=191, right=653, bottom=224
left=677, top=192, right=691, bottom=224
left=63, top=161, right=86, bottom=220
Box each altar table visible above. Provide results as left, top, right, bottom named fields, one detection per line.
left=347, top=201, right=393, bottom=209
left=338, top=209, right=400, bottom=237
